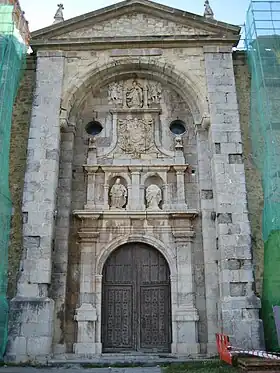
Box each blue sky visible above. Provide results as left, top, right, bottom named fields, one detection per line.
left=20, top=0, right=251, bottom=32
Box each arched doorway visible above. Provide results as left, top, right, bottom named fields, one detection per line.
left=101, top=243, right=172, bottom=353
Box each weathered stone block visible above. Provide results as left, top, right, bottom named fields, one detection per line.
left=229, top=154, right=243, bottom=164
left=26, top=336, right=52, bottom=356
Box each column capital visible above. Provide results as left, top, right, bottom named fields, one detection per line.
left=173, top=230, right=195, bottom=243
left=84, top=165, right=99, bottom=174
left=78, top=230, right=99, bottom=243
left=95, top=275, right=103, bottom=282
left=174, top=165, right=188, bottom=173
left=129, top=166, right=142, bottom=174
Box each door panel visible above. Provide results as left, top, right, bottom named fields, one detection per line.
left=102, top=285, right=134, bottom=350
left=140, top=286, right=170, bottom=351
left=102, top=243, right=171, bottom=352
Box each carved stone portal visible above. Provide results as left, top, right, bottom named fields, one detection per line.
left=146, top=184, right=162, bottom=210
left=118, top=116, right=154, bottom=157
left=109, top=178, right=127, bottom=209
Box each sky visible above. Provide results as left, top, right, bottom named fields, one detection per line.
left=20, top=0, right=251, bottom=33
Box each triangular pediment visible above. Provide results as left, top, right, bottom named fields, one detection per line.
left=31, top=0, right=240, bottom=47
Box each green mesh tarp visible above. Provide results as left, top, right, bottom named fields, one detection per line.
left=245, top=1, right=280, bottom=351
left=0, top=4, right=27, bottom=361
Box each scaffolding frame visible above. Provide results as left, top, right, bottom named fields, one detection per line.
left=0, top=1, right=29, bottom=360
left=245, top=0, right=280, bottom=351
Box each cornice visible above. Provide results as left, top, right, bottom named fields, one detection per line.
left=31, top=35, right=240, bottom=51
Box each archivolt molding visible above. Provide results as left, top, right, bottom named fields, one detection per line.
left=62, top=57, right=206, bottom=125
left=142, top=171, right=165, bottom=185
left=96, top=233, right=176, bottom=276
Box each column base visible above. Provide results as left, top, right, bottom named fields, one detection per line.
left=172, top=342, right=200, bottom=355
left=6, top=297, right=54, bottom=363
left=206, top=342, right=218, bottom=356
left=53, top=343, right=67, bottom=355
left=221, top=296, right=265, bottom=350
left=73, top=342, right=102, bottom=356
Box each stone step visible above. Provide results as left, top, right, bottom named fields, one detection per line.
left=48, top=354, right=210, bottom=367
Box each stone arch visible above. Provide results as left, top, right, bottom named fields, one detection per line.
left=107, top=172, right=131, bottom=186
left=142, top=171, right=164, bottom=185
left=96, top=234, right=176, bottom=276
left=62, top=57, right=206, bottom=125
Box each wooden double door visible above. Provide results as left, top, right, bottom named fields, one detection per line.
left=101, top=243, right=171, bottom=352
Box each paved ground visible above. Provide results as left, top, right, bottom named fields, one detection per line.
left=0, top=367, right=162, bottom=373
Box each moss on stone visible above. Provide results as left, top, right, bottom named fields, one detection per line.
left=233, top=51, right=264, bottom=295
left=7, top=55, right=36, bottom=298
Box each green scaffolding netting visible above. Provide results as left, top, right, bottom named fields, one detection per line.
left=0, top=4, right=28, bottom=361
left=245, top=0, right=280, bottom=351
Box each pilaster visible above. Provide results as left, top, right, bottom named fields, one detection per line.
left=52, top=122, right=76, bottom=354
left=129, top=166, right=143, bottom=210
left=173, top=229, right=200, bottom=354
left=7, top=50, right=65, bottom=363
left=84, top=166, right=99, bottom=209
left=196, top=124, right=218, bottom=355
left=74, top=230, right=101, bottom=356
left=174, top=166, right=188, bottom=208
left=204, top=46, right=264, bottom=349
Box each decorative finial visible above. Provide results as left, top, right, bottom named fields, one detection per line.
left=53, top=3, right=64, bottom=24
left=204, top=0, right=214, bottom=19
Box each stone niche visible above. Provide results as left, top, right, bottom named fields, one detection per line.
left=66, top=75, right=202, bottom=356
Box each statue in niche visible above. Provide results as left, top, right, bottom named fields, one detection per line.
left=148, top=82, right=162, bottom=105
left=109, top=178, right=127, bottom=209
left=108, top=82, right=123, bottom=106
left=126, top=80, right=143, bottom=108
left=118, top=115, right=154, bottom=157
left=145, top=184, right=162, bottom=211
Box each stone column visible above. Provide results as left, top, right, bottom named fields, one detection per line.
left=162, top=184, right=169, bottom=209
left=196, top=125, right=219, bottom=355
left=84, top=166, right=98, bottom=209
left=74, top=230, right=100, bottom=356
left=143, top=81, right=148, bottom=108
left=170, top=275, right=178, bottom=354
left=103, top=184, right=109, bottom=210
left=129, top=166, right=142, bottom=210
left=174, top=166, right=188, bottom=208
left=52, top=122, right=76, bottom=355
left=204, top=45, right=264, bottom=349
left=7, top=51, right=65, bottom=363
left=173, top=230, right=199, bottom=354
left=95, top=274, right=103, bottom=354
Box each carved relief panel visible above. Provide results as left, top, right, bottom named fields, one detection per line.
left=117, top=115, right=157, bottom=158
left=80, top=77, right=194, bottom=161
left=108, top=78, right=162, bottom=109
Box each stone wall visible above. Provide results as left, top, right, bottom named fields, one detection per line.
left=233, top=51, right=264, bottom=295
left=7, top=52, right=265, bottom=297
left=8, top=55, right=36, bottom=298
left=6, top=47, right=265, bottom=359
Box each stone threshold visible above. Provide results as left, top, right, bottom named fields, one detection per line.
left=48, top=354, right=211, bottom=366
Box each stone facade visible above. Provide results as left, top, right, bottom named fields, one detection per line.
left=232, top=52, right=264, bottom=296
left=8, top=55, right=36, bottom=298
left=7, top=0, right=264, bottom=362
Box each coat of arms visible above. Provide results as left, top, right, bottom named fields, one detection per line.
left=118, top=115, right=154, bottom=157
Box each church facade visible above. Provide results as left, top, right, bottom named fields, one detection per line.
left=7, top=0, right=264, bottom=362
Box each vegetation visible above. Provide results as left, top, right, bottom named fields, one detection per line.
left=163, top=361, right=238, bottom=373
